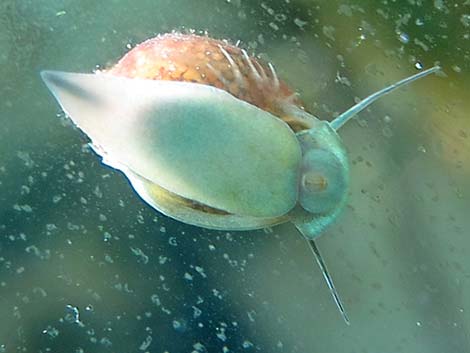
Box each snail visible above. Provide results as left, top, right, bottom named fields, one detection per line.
left=40, top=33, right=440, bottom=324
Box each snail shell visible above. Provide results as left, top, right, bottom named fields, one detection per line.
left=107, top=33, right=314, bottom=132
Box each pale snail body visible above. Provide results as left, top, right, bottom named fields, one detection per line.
left=41, top=33, right=440, bottom=324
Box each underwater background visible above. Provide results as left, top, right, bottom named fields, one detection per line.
left=0, top=0, right=469, bottom=352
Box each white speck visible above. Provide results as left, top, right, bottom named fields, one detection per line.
left=193, top=342, right=207, bottom=352
left=414, top=62, right=424, bottom=70
left=52, top=195, right=62, bottom=203
left=337, top=4, right=353, bottom=17
left=93, top=186, right=103, bottom=198
left=17, top=151, right=34, bottom=167
left=43, top=326, right=59, bottom=338
left=139, top=335, right=152, bottom=350
left=173, top=320, right=182, bottom=330
left=269, top=22, right=279, bottom=31
left=103, top=232, right=112, bottom=242
left=461, top=14, right=470, bottom=27
left=433, top=0, right=447, bottom=12
left=452, top=65, right=462, bottom=73
left=413, top=37, right=429, bottom=51
left=261, top=3, right=275, bottom=15
left=64, top=304, right=81, bottom=324
left=322, top=25, right=336, bottom=41
left=216, top=327, right=227, bottom=342
left=195, top=266, right=207, bottom=278
left=130, top=247, right=149, bottom=264
left=398, top=32, right=410, bottom=43
left=192, top=306, right=202, bottom=318
left=13, top=204, right=33, bottom=213
left=247, top=310, right=256, bottom=322
left=242, top=340, right=254, bottom=348
left=294, top=18, right=308, bottom=29
left=382, top=126, right=393, bottom=138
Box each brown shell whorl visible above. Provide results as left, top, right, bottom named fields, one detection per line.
left=108, top=33, right=310, bottom=132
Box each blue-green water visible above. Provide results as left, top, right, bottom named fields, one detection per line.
left=1, top=1, right=469, bottom=352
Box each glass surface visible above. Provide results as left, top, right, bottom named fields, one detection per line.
left=0, top=0, right=469, bottom=352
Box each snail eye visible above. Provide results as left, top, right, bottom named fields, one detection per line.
left=302, top=172, right=329, bottom=193
left=298, top=149, right=348, bottom=214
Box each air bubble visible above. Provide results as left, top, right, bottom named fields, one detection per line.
left=417, top=145, right=427, bottom=153
left=382, top=126, right=393, bottom=138
left=398, top=32, right=410, bottom=43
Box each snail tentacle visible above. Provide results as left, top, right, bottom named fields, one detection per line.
left=307, top=239, right=350, bottom=325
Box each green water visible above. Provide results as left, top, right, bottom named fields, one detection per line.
left=1, top=0, right=469, bottom=352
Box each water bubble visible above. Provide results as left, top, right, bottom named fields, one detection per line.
left=139, top=335, right=152, bottom=350
left=172, top=319, right=187, bottom=332
left=64, top=304, right=81, bottom=324
left=461, top=14, right=470, bottom=27
left=130, top=247, right=149, bottom=264
left=382, top=126, right=393, bottom=138
left=242, top=340, right=254, bottom=349
left=193, top=342, right=207, bottom=352
left=452, top=65, right=462, bottom=73
left=43, top=326, right=60, bottom=338
left=414, top=62, right=423, bottom=70
left=294, top=18, right=308, bottom=29
left=398, top=32, right=410, bottom=43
